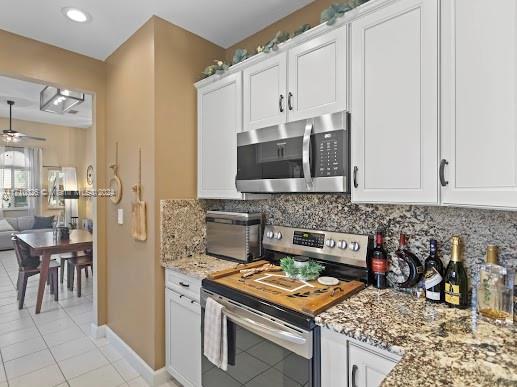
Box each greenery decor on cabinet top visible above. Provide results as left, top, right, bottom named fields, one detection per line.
left=199, top=0, right=370, bottom=79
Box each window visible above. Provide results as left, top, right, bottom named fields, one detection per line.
left=0, top=148, right=29, bottom=209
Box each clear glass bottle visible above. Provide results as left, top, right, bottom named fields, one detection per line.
left=477, top=245, right=514, bottom=324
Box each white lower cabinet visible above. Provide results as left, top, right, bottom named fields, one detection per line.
left=165, top=271, right=201, bottom=387
left=321, top=328, right=399, bottom=387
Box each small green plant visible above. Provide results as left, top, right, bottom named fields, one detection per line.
left=279, top=257, right=325, bottom=281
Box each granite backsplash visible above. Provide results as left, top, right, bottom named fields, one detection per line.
left=161, top=195, right=517, bottom=281
left=215, top=194, right=517, bottom=277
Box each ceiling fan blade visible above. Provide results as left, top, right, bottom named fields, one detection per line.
left=15, top=133, right=46, bottom=141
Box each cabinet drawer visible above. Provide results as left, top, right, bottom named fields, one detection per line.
left=165, top=269, right=201, bottom=301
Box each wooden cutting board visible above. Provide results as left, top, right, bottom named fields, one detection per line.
left=131, top=184, right=147, bottom=241
left=207, top=260, right=365, bottom=317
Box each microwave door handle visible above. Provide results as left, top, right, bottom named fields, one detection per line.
left=302, top=121, right=313, bottom=190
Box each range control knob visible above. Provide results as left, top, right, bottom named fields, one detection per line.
left=349, top=241, right=360, bottom=251
left=325, top=239, right=336, bottom=248
left=274, top=232, right=283, bottom=240
left=337, top=240, right=348, bottom=249
left=266, top=231, right=274, bottom=239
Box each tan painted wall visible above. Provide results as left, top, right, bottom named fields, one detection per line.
left=225, top=0, right=337, bottom=62
left=105, top=19, right=158, bottom=368
left=0, top=117, right=91, bottom=218
left=105, top=16, right=224, bottom=369
left=0, top=29, right=107, bottom=324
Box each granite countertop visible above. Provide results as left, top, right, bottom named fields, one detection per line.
left=316, top=287, right=517, bottom=387
left=161, top=254, right=238, bottom=280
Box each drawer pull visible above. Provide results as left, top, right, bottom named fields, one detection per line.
left=179, top=281, right=190, bottom=288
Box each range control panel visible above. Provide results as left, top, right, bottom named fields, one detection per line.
left=313, top=130, right=345, bottom=177
left=293, top=231, right=325, bottom=248
left=263, top=225, right=369, bottom=268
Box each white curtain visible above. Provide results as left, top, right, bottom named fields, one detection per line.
left=24, top=147, right=43, bottom=217
left=0, top=145, right=6, bottom=218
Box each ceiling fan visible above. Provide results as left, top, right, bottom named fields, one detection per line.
left=2, top=100, right=46, bottom=143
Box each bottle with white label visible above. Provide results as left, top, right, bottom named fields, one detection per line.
left=424, top=239, right=444, bottom=303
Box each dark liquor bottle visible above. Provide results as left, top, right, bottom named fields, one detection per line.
left=371, top=230, right=388, bottom=289
left=424, top=239, right=444, bottom=303
left=444, top=236, right=469, bottom=309
left=394, top=233, right=424, bottom=288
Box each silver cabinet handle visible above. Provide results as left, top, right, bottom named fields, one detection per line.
left=351, top=364, right=358, bottom=387
left=279, top=94, right=284, bottom=113
left=353, top=166, right=358, bottom=188
left=439, top=159, right=449, bottom=186
left=288, top=92, right=294, bottom=110
left=302, top=121, right=313, bottom=190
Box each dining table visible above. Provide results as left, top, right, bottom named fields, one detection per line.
left=16, top=229, right=93, bottom=314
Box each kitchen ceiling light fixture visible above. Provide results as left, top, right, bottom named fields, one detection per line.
left=40, top=86, right=85, bottom=114
left=62, top=7, right=91, bottom=23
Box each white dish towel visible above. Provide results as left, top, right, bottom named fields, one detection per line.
left=203, top=297, right=228, bottom=371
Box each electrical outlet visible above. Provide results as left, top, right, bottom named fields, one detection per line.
left=117, top=208, right=123, bottom=225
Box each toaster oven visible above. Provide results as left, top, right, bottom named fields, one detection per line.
left=206, top=211, right=263, bottom=262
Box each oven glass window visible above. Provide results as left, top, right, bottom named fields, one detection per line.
left=202, top=325, right=311, bottom=387
left=237, top=136, right=308, bottom=180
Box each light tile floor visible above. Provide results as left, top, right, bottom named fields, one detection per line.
left=0, top=250, right=179, bottom=387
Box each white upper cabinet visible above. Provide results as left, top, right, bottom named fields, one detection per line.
left=197, top=73, right=243, bottom=199
left=288, top=26, right=348, bottom=121
left=350, top=0, right=439, bottom=204
left=243, top=53, right=287, bottom=131
left=441, top=0, right=517, bottom=209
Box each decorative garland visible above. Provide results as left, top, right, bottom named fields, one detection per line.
left=200, top=1, right=369, bottom=80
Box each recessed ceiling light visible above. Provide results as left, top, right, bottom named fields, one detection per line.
left=62, top=7, right=91, bottom=23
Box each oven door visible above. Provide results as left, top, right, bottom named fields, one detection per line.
left=236, top=111, right=349, bottom=193
left=201, top=290, right=319, bottom=387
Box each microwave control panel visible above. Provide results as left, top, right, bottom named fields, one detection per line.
left=313, top=130, right=345, bottom=177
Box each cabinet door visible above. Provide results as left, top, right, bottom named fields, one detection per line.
left=288, top=26, right=348, bottom=121
left=441, top=0, right=517, bottom=209
left=348, top=344, right=397, bottom=387
left=165, top=289, right=201, bottom=387
left=243, top=53, right=287, bottom=131
left=197, top=73, right=243, bottom=199
left=321, top=328, right=348, bottom=387
left=350, top=0, right=439, bottom=204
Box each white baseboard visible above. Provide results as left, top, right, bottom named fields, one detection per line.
left=89, top=324, right=171, bottom=387
left=90, top=323, right=106, bottom=339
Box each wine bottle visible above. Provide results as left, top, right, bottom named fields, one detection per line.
left=371, top=230, right=388, bottom=289
left=424, top=239, right=444, bottom=303
left=444, top=236, right=469, bottom=309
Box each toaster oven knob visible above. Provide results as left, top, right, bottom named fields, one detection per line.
left=266, top=231, right=274, bottom=239
left=325, top=239, right=336, bottom=248
left=274, top=232, right=283, bottom=240
left=349, top=241, right=360, bottom=251
left=337, top=240, right=348, bottom=249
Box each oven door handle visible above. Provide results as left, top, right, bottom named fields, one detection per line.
left=302, top=120, right=313, bottom=190
left=223, top=308, right=306, bottom=345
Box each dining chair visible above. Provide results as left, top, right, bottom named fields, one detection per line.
left=67, top=251, right=93, bottom=297
left=59, top=252, right=89, bottom=284
left=12, top=235, right=59, bottom=309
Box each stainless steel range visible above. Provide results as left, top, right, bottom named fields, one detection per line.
left=201, top=225, right=370, bottom=387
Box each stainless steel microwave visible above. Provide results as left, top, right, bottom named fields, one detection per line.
left=236, top=111, right=350, bottom=193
